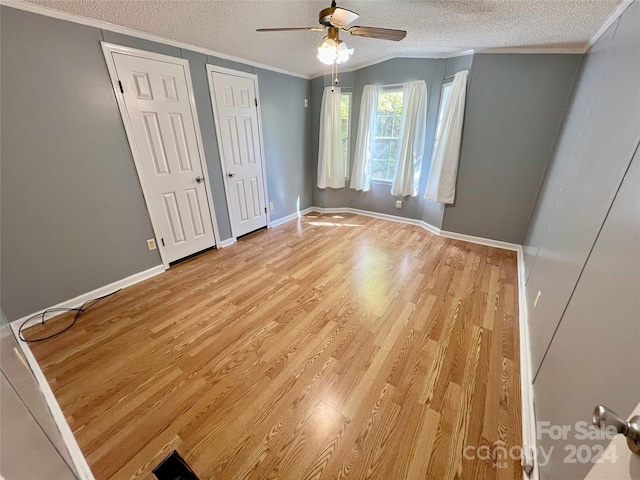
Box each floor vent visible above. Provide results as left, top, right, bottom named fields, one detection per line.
left=152, top=450, right=200, bottom=480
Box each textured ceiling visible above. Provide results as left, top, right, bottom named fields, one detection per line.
left=21, top=0, right=621, bottom=77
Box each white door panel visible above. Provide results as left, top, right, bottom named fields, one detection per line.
left=209, top=70, right=267, bottom=238
left=110, top=51, right=216, bottom=263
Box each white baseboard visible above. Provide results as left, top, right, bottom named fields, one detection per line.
left=218, top=237, right=236, bottom=248
left=439, top=229, right=520, bottom=252
left=269, top=207, right=315, bottom=228
left=8, top=264, right=168, bottom=479
left=11, top=265, right=165, bottom=331
left=308, top=206, right=520, bottom=251
left=308, top=206, right=535, bottom=477
left=516, top=246, right=538, bottom=479
left=11, top=208, right=536, bottom=479
left=10, top=327, right=96, bottom=480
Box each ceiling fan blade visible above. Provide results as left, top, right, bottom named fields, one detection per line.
left=346, top=26, right=407, bottom=41
left=329, top=7, right=359, bottom=28
left=256, top=27, right=325, bottom=32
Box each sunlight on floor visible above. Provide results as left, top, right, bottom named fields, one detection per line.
left=307, top=221, right=363, bottom=227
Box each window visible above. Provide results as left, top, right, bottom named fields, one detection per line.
left=371, top=89, right=404, bottom=181
left=340, top=93, right=351, bottom=179
left=433, top=82, right=452, bottom=152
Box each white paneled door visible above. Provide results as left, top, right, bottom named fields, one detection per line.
left=104, top=45, right=217, bottom=265
left=208, top=68, right=267, bottom=238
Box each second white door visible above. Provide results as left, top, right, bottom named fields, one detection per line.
left=208, top=69, right=268, bottom=238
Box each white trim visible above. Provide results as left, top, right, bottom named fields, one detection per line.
left=585, top=0, right=633, bottom=52
left=101, top=43, right=222, bottom=265
left=438, top=229, right=520, bottom=252
left=218, top=237, right=237, bottom=248
left=1, top=0, right=309, bottom=80
left=474, top=47, right=586, bottom=55
left=10, top=324, right=96, bottom=480
left=6, top=0, right=629, bottom=81
left=7, top=263, right=167, bottom=480
left=311, top=51, right=475, bottom=79
left=269, top=207, right=315, bottom=228
left=306, top=206, right=536, bottom=478
left=12, top=265, right=165, bottom=331
left=516, top=245, right=539, bottom=480
left=206, top=64, right=271, bottom=236
left=307, top=206, right=522, bottom=250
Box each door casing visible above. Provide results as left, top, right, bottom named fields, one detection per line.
left=206, top=64, right=270, bottom=238
left=101, top=42, right=222, bottom=268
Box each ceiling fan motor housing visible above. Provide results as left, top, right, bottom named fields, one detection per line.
left=319, top=7, right=337, bottom=27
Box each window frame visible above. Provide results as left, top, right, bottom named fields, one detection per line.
left=340, top=92, right=352, bottom=180
left=370, top=86, right=404, bottom=184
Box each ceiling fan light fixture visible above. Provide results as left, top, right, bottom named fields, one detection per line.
left=335, top=40, right=354, bottom=64
left=317, top=35, right=339, bottom=65
left=317, top=35, right=353, bottom=65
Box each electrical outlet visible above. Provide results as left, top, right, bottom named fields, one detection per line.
left=269, top=202, right=274, bottom=210
left=304, top=99, right=308, bottom=108
left=147, top=239, right=157, bottom=250
left=395, top=200, right=402, bottom=209
left=534, top=290, right=542, bottom=308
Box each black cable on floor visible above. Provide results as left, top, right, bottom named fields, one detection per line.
left=18, top=290, right=120, bottom=343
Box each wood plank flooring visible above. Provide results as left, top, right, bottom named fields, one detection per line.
left=26, top=213, right=522, bottom=480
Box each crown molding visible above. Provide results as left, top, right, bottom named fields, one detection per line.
left=310, top=50, right=475, bottom=79
left=474, top=46, right=586, bottom=55
left=585, top=0, right=633, bottom=52
left=3, top=0, right=631, bottom=80
left=0, top=0, right=311, bottom=80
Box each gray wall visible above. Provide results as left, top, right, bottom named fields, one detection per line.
left=310, top=53, right=583, bottom=243
left=311, top=71, right=354, bottom=210
left=311, top=56, right=473, bottom=229
left=0, top=6, right=312, bottom=320
left=255, top=68, right=312, bottom=220
left=0, top=8, right=160, bottom=321
left=522, top=2, right=640, bottom=478
left=441, top=54, right=583, bottom=244
left=348, top=58, right=446, bottom=222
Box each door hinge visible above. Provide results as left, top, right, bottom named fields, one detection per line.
left=118, top=81, right=124, bottom=94
left=161, top=238, right=165, bottom=247
left=264, top=207, right=267, bottom=214
left=255, top=98, right=258, bottom=107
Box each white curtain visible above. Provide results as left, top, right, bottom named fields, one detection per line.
left=317, top=86, right=345, bottom=189
left=350, top=85, right=379, bottom=192
left=425, top=70, right=469, bottom=203
left=391, top=80, right=428, bottom=197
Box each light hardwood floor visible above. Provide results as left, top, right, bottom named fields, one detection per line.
left=27, top=213, right=522, bottom=480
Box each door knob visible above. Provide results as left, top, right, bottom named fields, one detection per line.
left=195, top=176, right=205, bottom=183
left=227, top=172, right=235, bottom=178
left=593, top=404, right=640, bottom=454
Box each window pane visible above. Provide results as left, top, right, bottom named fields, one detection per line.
left=340, top=94, right=350, bottom=117
left=387, top=159, right=397, bottom=180
left=341, top=94, right=350, bottom=180
left=341, top=117, right=349, bottom=137
left=392, top=116, right=401, bottom=138
left=389, top=139, right=399, bottom=160
left=371, top=160, right=388, bottom=180
left=373, top=139, right=390, bottom=160
left=377, top=116, right=393, bottom=138
left=372, top=89, right=403, bottom=181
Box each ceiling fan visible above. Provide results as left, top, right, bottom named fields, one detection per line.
left=257, top=1, right=407, bottom=66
